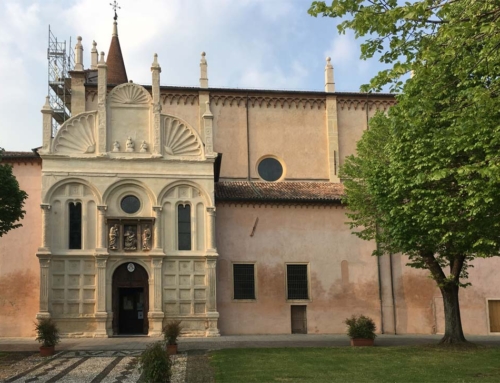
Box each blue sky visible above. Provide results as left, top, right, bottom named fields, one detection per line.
left=0, top=0, right=386, bottom=151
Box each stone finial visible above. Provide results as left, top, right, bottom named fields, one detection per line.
left=98, top=51, right=106, bottom=64
left=42, top=96, right=52, bottom=112
left=203, top=100, right=213, bottom=117
left=325, top=56, right=335, bottom=92
left=90, top=41, right=98, bottom=70
left=74, top=36, right=84, bottom=71
left=151, top=53, right=161, bottom=70
left=112, top=21, right=118, bottom=36
left=200, top=52, right=208, bottom=88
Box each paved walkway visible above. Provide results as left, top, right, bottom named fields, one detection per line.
left=2, top=334, right=500, bottom=382
left=2, top=334, right=500, bottom=352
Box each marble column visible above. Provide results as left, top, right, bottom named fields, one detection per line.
left=97, top=205, right=108, bottom=251
left=40, top=204, right=51, bottom=251
left=206, top=207, right=216, bottom=252
left=148, top=257, right=165, bottom=336
left=153, top=206, right=162, bottom=251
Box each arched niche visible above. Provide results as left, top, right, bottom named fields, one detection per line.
left=107, top=83, right=152, bottom=153
left=46, top=180, right=100, bottom=251
left=159, top=183, right=208, bottom=252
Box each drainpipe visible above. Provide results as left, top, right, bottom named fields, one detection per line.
left=376, top=224, right=384, bottom=334
left=390, top=253, right=397, bottom=334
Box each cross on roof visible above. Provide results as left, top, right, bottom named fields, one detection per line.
left=110, top=1, right=120, bottom=21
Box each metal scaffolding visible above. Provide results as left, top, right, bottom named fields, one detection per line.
left=47, top=26, right=74, bottom=136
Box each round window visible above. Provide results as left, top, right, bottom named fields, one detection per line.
left=257, top=157, right=284, bottom=182
left=121, top=195, right=141, bottom=214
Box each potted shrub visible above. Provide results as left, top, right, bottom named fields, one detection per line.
left=344, top=315, right=376, bottom=346
left=163, top=320, right=182, bottom=355
left=139, top=341, right=171, bottom=382
left=34, top=318, right=60, bottom=356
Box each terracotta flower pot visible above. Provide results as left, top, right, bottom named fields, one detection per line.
left=166, top=344, right=177, bottom=355
left=40, top=346, right=55, bottom=357
left=350, top=338, right=374, bottom=347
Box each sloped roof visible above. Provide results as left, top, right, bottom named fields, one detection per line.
left=215, top=181, right=344, bottom=203
left=106, top=23, right=128, bottom=85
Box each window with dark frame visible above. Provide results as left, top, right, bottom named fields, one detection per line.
left=69, top=202, right=82, bottom=249
left=287, top=264, right=309, bottom=300
left=178, top=204, right=191, bottom=250
left=233, top=264, right=256, bottom=300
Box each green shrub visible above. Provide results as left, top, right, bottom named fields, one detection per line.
left=163, top=320, right=182, bottom=345
left=34, top=318, right=60, bottom=347
left=139, top=341, right=171, bottom=383
left=344, top=315, right=377, bottom=340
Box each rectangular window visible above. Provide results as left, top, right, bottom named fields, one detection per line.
left=488, top=300, right=500, bottom=332
left=178, top=205, right=191, bottom=250
left=287, top=264, right=309, bottom=300
left=69, top=202, right=82, bottom=249
left=233, top=264, right=255, bottom=300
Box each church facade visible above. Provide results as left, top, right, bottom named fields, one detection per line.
left=1, top=20, right=500, bottom=338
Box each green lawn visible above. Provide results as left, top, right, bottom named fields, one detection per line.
left=210, top=346, right=500, bottom=382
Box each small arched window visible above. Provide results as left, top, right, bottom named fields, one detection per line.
left=69, top=202, right=82, bottom=249
left=178, top=205, right=191, bottom=250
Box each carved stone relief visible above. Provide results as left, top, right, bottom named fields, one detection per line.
left=53, top=112, right=97, bottom=154
left=163, top=116, right=202, bottom=157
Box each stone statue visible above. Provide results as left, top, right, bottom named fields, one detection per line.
left=126, top=137, right=134, bottom=152
left=112, top=141, right=120, bottom=152
left=124, top=227, right=137, bottom=250
left=142, top=225, right=151, bottom=250
left=140, top=140, right=148, bottom=153
left=109, top=224, right=119, bottom=250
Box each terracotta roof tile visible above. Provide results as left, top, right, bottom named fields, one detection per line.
left=215, top=181, right=344, bottom=203
left=106, top=35, right=128, bottom=85
left=1, top=150, right=39, bottom=158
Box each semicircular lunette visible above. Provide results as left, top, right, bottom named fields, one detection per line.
left=163, top=116, right=202, bottom=156
left=109, top=83, right=150, bottom=104
left=53, top=112, right=97, bottom=154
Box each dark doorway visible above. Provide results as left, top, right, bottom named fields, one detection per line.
left=112, top=262, right=149, bottom=335
left=291, top=305, right=307, bottom=334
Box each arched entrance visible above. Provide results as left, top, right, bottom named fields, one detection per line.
left=112, top=262, right=149, bottom=335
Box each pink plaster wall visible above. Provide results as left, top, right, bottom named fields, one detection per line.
left=215, top=203, right=381, bottom=335
left=0, top=160, right=41, bottom=336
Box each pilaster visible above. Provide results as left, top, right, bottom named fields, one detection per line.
left=206, top=207, right=217, bottom=252
left=205, top=257, right=220, bottom=336
left=94, top=255, right=109, bottom=337
left=151, top=54, right=162, bottom=156
left=152, top=206, right=163, bottom=252
left=36, top=255, right=51, bottom=317
left=202, top=101, right=215, bottom=158
left=39, top=204, right=51, bottom=252
left=97, top=205, right=108, bottom=252
left=97, top=52, right=108, bottom=155
left=41, top=97, right=52, bottom=154
left=326, top=95, right=340, bottom=183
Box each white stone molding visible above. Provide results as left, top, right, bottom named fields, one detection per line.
left=325, top=57, right=335, bottom=92
left=200, top=52, right=208, bottom=88
left=41, top=97, right=53, bottom=154
left=97, top=205, right=108, bottom=250
left=37, top=256, right=51, bottom=314
left=151, top=54, right=162, bottom=155
left=211, top=95, right=326, bottom=109
left=152, top=206, right=163, bottom=250
left=74, top=36, right=84, bottom=71
left=109, top=82, right=151, bottom=104
left=95, top=256, right=108, bottom=313
left=202, top=101, right=215, bottom=157
left=206, top=207, right=216, bottom=252
left=97, top=52, right=107, bottom=155
left=162, top=115, right=205, bottom=159
left=152, top=258, right=163, bottom=312
left=40, top=204, right=51, bottom=251
left=90, top=41, right=98, bottom=70
left=52, top=111, right=97, bottom=154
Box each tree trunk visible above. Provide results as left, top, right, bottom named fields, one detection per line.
left=439, top=283, right=466, bottom=344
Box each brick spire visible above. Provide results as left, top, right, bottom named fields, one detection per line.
left=106, top=21, right=128, bottom=85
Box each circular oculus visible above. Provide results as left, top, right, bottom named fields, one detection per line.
left=127, top=263, right=135, bottom=272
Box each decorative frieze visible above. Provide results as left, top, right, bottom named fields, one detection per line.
left=160, top=93, right=198, bottom=106
left=337, top=98, right=396, bottom=111
left=211, top=95, right=326, bottom=109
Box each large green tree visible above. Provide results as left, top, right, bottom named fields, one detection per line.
left=310, top=0, right=500, bottom=343
left=0, top=149, right=28, bottom=237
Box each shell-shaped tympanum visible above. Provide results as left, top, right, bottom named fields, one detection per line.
left=53, top=112, right=97, bottom=154
left=109, top=83, right=150, bottom=104
left=163, top=116, right=202, bottom=156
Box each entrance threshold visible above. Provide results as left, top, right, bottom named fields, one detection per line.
left=111, top=335, right=150, bottom=338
